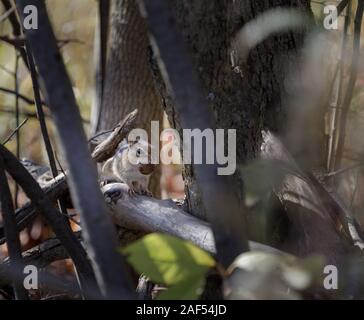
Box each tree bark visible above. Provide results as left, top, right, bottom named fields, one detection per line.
left=169, top=0, right=311, bottom=216
left=93, top=0, right=163, bottom=197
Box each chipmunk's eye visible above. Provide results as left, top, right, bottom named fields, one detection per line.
left=136, top=149, right=141, bottom=157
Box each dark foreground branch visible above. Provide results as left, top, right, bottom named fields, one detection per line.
left=0, top=145, right=97, bottom=296
left=16, top=0, right=134, bottom=299
left=0, top=155, right=28, bottom=299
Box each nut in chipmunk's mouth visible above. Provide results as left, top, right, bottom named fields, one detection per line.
left=138, top=163, right=155, bottom=175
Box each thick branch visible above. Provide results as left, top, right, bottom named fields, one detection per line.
left=102, top=183, right=281, bottom=256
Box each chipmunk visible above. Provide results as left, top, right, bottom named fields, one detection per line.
left=101, top=138, right=155, bottom=196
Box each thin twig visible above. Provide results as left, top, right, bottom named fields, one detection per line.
left=54, top=151, right=66, bottom=176
left=14, top=52, right=20, bottom=208
left=58, top=38, right=85, bottom=49
left=88, top=127, right=116, bottom=143
left=324, top=161, right=364, bottom=178
left=0, top=105, right=49, bottom=118
left=25, top=42, right=70, bottom=226
left=2, top=118, right=28, bottom=145
left=0, top=63, right=14, bottom=75
left=0, top=0, right=29, bottom=69
left=0, top=86, right=42, bottom=105
left=0, top=5, right=15, bottom=23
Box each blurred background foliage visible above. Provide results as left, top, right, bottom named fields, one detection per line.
left=0, top=0, right=96, bottom=163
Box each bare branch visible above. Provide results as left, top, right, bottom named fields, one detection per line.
left=0, top=0, right=29, bottom=69
left=91, top=109, right=138, bottom=162
left=0, top=105, right=49, bottom=118
left=0, top=86, right=43, bottom=105
left=103, top=183, right=280, bottom=256
left=2, top=118, right=28, bottom=145
left=25, top=42, right=70, bottom=225
left=14, top=52, right=20, bottom=208
left=0, top=5, right=15, bottom=23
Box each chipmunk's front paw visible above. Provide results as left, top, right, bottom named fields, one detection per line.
left=104, top=188, right=123, bottom=204
left=102, top=183, right=129, bottom=205
left=127, top=186, right=138, bottom=197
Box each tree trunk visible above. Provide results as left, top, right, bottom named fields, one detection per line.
left=169, top=0, right=311, bottom=216
left=92, top=0, right=163, bottom=196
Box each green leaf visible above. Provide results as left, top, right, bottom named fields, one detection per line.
left=121, top=233, right=215, bottom=285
